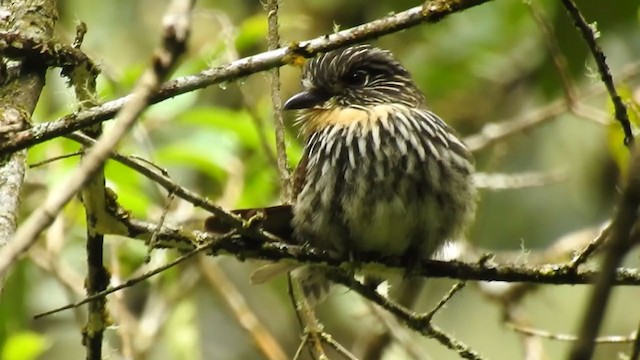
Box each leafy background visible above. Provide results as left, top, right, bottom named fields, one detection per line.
left=2, top=0, right=640, bottom=359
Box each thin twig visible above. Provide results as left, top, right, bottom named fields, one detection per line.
left=527, top=1, right=577, bottom=105
left=198, top=256, right=288, bottom=360
left=145, top=191, right=175, bottom=263
left=290, top=277, right=327, bottom=359
left=419, top=281, right=466, bottom=324
left=568, top=222, right=610, bottom=270
left=330, top=272, right=485, bottom=360
left=287, top=273, right=312, bottom=359
left=464, top=60, right=640, bottom=153
left=473, top=170, right=567, bottom=191
left=292, top=334, right=310, bottom=360
left=565, top=1, right=639, bottom=354
left=319, top=332, right=359, bottom=360
left=33, top=231, right=233, bottom=320
left=66, top=132, right=283, bottom=245
left=28, top=151, right=84, bottom=168
left=509, top=323, right=637, bottom=344
left=560, top=0, right=633, bottom=146
left=264, top=0, right=291, bottom=201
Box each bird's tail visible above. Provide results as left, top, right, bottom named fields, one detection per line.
left=204, top=205, right=333, bottom=304
left=250, top=262, right=298, bottom=284
left=251, top=263, right=333, bottom=305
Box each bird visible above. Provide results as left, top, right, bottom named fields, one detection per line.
left=205, top=44, right=476, bottom=302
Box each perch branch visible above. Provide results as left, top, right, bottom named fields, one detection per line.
left=0, top=0, right=493, bottom=155
left=0, top=0, right=194, bottom=280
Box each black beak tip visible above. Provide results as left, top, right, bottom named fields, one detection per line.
left=282, top=94, right=303, bottom=110
left=283, top=90, right=328, bottom=110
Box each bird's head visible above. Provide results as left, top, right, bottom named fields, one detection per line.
left=284, top=45, right=425, bottom=112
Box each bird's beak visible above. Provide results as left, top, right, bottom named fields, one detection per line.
left=283, top=89, right=330, bottom=110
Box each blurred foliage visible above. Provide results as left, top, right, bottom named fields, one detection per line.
left=1, top=0, right=640, bottom=359
left=1, top=331, right=49, bottom=360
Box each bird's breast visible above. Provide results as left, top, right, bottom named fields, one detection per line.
left=293, top=104, right=475, bottom=257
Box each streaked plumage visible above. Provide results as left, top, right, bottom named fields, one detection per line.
left=206, top=45, right=476, bottom=301
left=290, top=45, right=475, bottom=260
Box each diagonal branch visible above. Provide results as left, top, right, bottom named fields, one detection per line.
left=0, top=0, right=194, bottom=280
left=561, top=0, right=633, bottom=147
left=0, top=0, right=494, bottom=156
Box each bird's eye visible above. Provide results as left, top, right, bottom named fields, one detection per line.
left=345, top=70, right=368, bottom=86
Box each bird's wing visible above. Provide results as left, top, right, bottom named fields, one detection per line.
left=290, top=147, right=309, bottom=200
left=204, top=205, right=293, bottom=240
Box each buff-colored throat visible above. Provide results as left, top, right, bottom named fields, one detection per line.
left=300, top=104, right=398, bottom=136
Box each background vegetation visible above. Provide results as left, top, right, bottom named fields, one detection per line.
left=2, top=0, right=640, bottom=359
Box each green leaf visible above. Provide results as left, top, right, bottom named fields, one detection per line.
left=235, top=14, right=268, bottom=51
left=1, top=332, right=50, bottom=360
left=154, top=132, right=236, bottom=182
left=177, top=107, right=265, bottom=149
left=105, top=161, right=150, bottom=218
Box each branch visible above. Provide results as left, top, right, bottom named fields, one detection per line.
left=0, top=0, right=57, bottom=291
left=473, top=170, right=567, bottom=191
left=0, top=0, right=194, bottom=280
left=570, top=144, right=640, bottom=359
left=198, top=256, right=288, bottom=360
left=112, top=217, right=640, bottom=287
left=0, top=30, right=99, bottom=76
left=65, top=132, right=279, bottom=245
left=561, top=0, right=639, bottom=358
left=34, top=230, right=233, bottom=320
left=463, top=60, right=640, bottom=153
left=509, top=323, right=637, bottom=344
left=265, top=0, right=291, bottom=201
left=329, top=272, right=484, bottom=360
left=560, top=0, right=633, bottom=146
left=70, top=22, right=109, bottom=360
left=0, top=0, right=493, bottom=155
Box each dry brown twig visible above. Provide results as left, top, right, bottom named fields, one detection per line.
left=198, top=256, right=288, bottom=360
left=503, top=306, right=546, bottom=360
left=329, top=271, right=484, bottom=360
left=509, top=323, right=638, bottom=344
left=289, top=276, right=328, bottom=359
left=265, top=0, right=291, bottom=201
left=464, top=61, right=640, bottom=153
